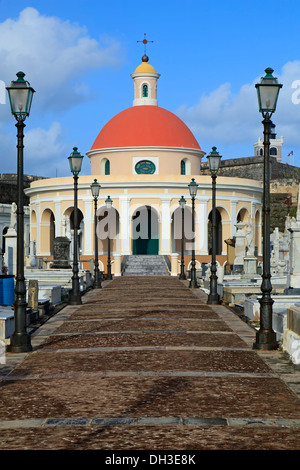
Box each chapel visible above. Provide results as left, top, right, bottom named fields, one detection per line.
left=26, top=53, right=263, bottom=274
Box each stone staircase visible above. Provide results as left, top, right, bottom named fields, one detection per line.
left=123, top=255, right=170, bottom=276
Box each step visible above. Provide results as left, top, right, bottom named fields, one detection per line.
left=123, top=255, right=169, bottom=276
left=123, top=273, right=168, bottom=276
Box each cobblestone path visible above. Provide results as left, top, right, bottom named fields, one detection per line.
left=1, top=276, right=300, bottom=450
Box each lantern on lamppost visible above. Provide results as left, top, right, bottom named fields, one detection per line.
left=90, top=179, right=102, bottom=289
left=207, top=147, right=222, bottom=305
left=188, top=178, right=199, bottom=288
left=253, top=68, right=282, bottom=350
left=68, top=147, right=84, bottom=305
left=7, top=72, right=35, bottom=120
left=6, top=72, right=35, bottom=353
left=179, top=196, right=186, bottom=280
left=105, top=196, right=113, bottom=280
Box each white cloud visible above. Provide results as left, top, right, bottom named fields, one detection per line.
left=273, top=62, right=300, bottom=142
left=0, top=121, right=70, bottom=176
left=0, top=7, right=124, bottom=176
left=176, top=62, right=300, bottom=159
left=0, top=7, right=123, bottom=112
left=22, top=122, right=71, bottom=176
left=176, top=80, right=259, bottom=147
left=25, top=122, right=67, bottom=160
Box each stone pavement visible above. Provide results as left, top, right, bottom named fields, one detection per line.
left=1, top=276, right=300, bottom=451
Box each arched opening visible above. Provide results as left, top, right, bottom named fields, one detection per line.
left=270, top=147, right=277, bottom=156
left=237, top=208, right=249, bottom=223
left=208, top=209, right=222, bottom=255
left=31, top=210, right=37, bottom=225
left=181, top=160, right=186, bottom=175
left=171, top=206, right=193, bottom=253
left=132, top=205, right=159, bottom=255
left=41, top=209, right=55, bottom=255
left=64, top=207, right=84, bottom=256
left=70, top=209, right=84, bottom=255
left=96, top=206, right=120, bottom=254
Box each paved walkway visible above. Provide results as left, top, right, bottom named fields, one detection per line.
left=1, top=276, right=300, bottom=450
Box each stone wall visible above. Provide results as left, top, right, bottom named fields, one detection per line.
left=201, top=157, right=300, bottom=190
left=0, top=174, right=45, bottom=205
left=270, top=193, right=292, bottom=232
left=201, top=156, right=266, bottom=180
left=283, top=305, right=300, bottom=365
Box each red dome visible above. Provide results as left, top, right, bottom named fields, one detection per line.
left=91, top=106, right=201, bottom=150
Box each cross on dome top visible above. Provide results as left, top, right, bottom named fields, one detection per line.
left=137, top=33, right=154, bottom=61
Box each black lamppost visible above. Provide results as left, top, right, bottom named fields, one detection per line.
left=68, top=147, right=84, bottom=305
left=188, top=178, right=199, bottom=288
left=207, top=147, right=222, bottom=305
left=90, top=179, right=102, bottom=289
left=253, top=68, right=282, bottom=351
left=6, top=72, right=35, bottom=353
left=105, top=196, right=113, bottom=280
left=179, top=196, right=186, bottom=280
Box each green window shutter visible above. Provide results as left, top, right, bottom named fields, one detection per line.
left=142, top=84, right=148, bottom=97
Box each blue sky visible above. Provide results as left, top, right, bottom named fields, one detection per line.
left=1, top=0, right=300, bottom=178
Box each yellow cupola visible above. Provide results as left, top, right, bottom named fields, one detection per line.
left=131, top=54, right=160, bottom=106
left=134, top=57, right=157, bottom=74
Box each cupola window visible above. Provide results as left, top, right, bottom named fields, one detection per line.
left=181, top=159, right=186, bottom=175
left=105, top=159, right=110, bottom=175
left=142, top=84, right=148, bottom=97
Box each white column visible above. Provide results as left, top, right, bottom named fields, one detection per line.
left=113, top=253, right=121, bottom=276
left=25, top=223, right=30, bottom=257
left=54, top=200, right=61, bottom=237
left=194, top=201, right=201, bottom=255
left=161, top=198, right=171, bottom=254
left=84, top=199, right=93, bottom=255
left=288, top=191, right=300, bottom=288
left=250, top=202, right=255, bottom=218
left=36, top=202, right=40, bottom=255
left=198, top=199, right=208, bottom=254
left=230, top=200, right=237, bottom=237
left=120, top=196, right=130, bottom=254
left=170, top=253, right=179, bottom=276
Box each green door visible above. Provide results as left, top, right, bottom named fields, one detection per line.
left=133, top=237, right=158, bottom=255
left=132, top=207, right=159, bottom=255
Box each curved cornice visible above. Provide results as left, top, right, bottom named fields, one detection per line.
left=25, top=177, right=263, bottom=199
left=131, top=72, right=160, bottom=79
left=86, top=146, right=206, bottom=158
